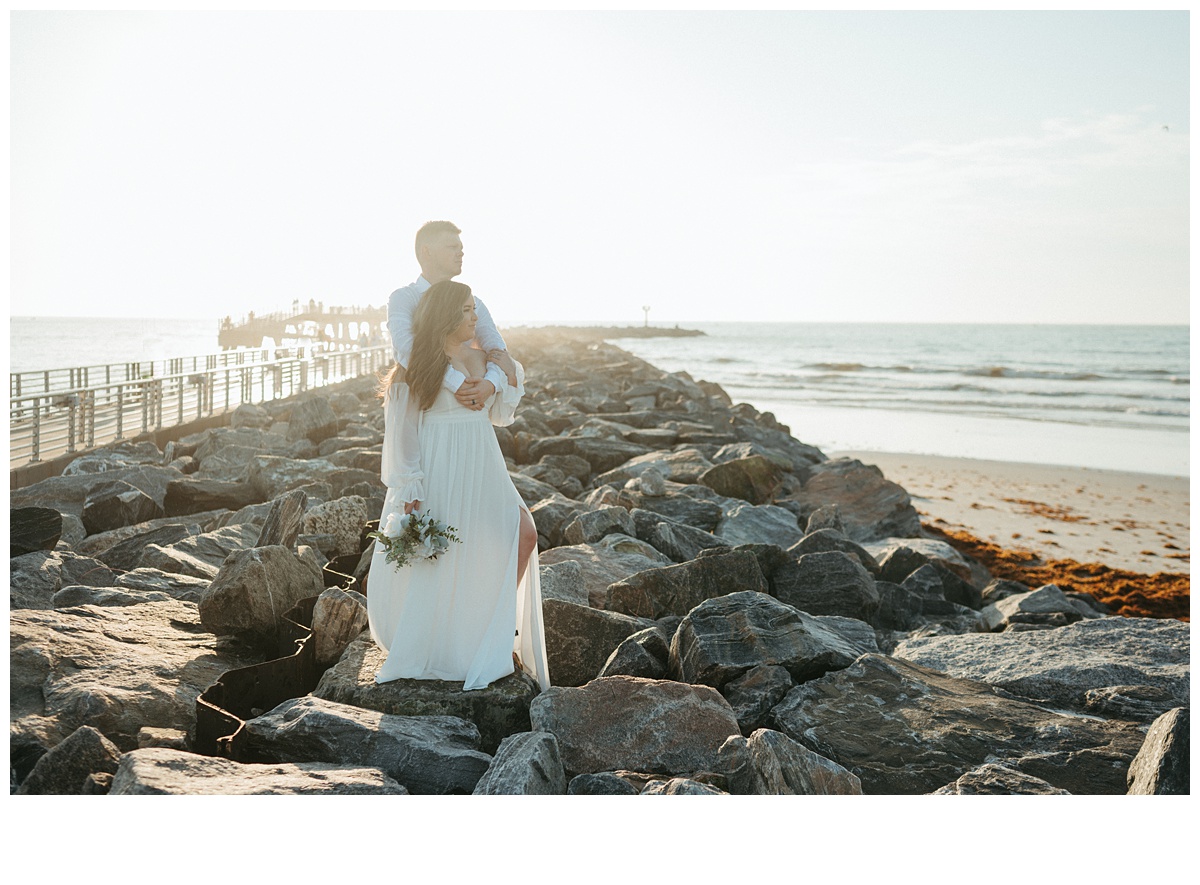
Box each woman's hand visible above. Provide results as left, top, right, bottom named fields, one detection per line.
left=403, top=499, right=421, bottom=515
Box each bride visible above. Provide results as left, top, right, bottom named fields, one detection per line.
left=368, top=280, right=550, bottom=691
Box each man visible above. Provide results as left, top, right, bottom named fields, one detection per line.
left=387, top=220, right=517, bottom=410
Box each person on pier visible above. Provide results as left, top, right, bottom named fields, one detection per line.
left=387, top=220, right=518, bottom=412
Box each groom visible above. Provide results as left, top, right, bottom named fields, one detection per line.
left=388, top=220, right=517, bottom=411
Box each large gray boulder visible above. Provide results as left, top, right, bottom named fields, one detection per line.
left=893, top=617, right=1189, bottom=720
left=254, top=489, right=309, bottom=548
left=715, top=502, right=804, bottom=549
left=92, top=523, right=197, bottom=572
left=538, top=560, right=589, bottom=607
left=81, top=479, right=164, bottom=535
left=241, top=696, right=491, bottom=795
left=302, top=495, right=369, bottom=557
left=163, top=477, right=264, bottom=516
left=698, top=455, right=785, bottom=505
left=539, top=535, right=672, bottom=608
left=931, top=764, right=1071, bottom=795
left=15, top=725, right=123, bottom=795
left=980, top=584, right=1103, bottom=631
left=10, top=506, right=63, bottom=557
left=605, top=549, right=768, bottom=620
left=10, top=599, right=261, bottom=756
left=245, top=455, right=340, bottom=500
left=630, top=509, right=729, bottom=563
left=198, top=545, right=325, bottom=642
left=772, top=551, right=880, bottom=622
left=561, top=506, right=636, bottom=546
left=598, top=626, right=671, bottom=681
left=529, top=676, right=741, bottom=777
left=720, top=664, right=795, bottom=735
left=109, top=748, right=407, bottom=795
left=137, top=522, right=262, bottom=579
left=718, top=728, right=863, bottom=795
left=311, top=586, right=370, bottom=665
left=10, top=549, right=116, bottom=610
left=472, top=731, right=568, bottom=795
left=786, top=458, right=921, bottom=543
left=1126, top=707, right=1189, bottom=795
left=543, top=599, right=655, bottom=687
left=10, top=465, right=183, bottom=518
left=769, top=654, right=1147, bottom=795
left=312, top=636, right=540, bottom=754
left=286, top=395, right=340, bottom=444
left=616, top=488, right=724, bottom=532
left=789, top=528, right=880, bottom=576
left=669, top=591, right=864, bottom=689
left=112, top=568, right=212, bottom=602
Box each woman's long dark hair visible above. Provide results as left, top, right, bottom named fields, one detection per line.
left=379, top=280, right=473, bottom=410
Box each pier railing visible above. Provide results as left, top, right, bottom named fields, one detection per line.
left=9, top=345, right=393, bottom=468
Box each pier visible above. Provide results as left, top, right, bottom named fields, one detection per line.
left=9, top=344, right=393, bottom=473
left=218, top=301, right=386, bottom=350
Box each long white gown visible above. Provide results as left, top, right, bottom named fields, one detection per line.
left=367, top=361, right=551, bottom=692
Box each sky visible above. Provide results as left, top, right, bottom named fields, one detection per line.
left=8, top=9, right=1191, bottom=325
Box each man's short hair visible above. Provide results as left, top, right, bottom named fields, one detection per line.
left=415, top=220, right=461, bottom=259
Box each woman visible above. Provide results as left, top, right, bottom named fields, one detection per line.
left=368, top=280, right=550, bottom=691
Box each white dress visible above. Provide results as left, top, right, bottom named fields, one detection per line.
left=367, top=361, right=551, bottom=692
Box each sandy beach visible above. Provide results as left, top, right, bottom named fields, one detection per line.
left=837, top=451, right=1189, bottom=574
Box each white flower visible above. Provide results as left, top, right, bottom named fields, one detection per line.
left=383, top=512, right=401, bottom=536
left=414, top=537, right=436, bottom=559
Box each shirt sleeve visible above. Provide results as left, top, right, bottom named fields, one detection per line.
left=387, top=286, right=419, bottom=368
left=488, top=359, right=525, bottom=427
left=381, top=383, right=425, bottom=503
left=473, top=296, right=507, bottom=352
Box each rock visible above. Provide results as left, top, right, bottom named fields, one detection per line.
left=510, top=472, right=562, bottom=507
left=772, top=551, right=880, bottom=622
left=1127, top=707, right=1189, bottom=795
left=242, top=696, right=490, bottom=795
left=59, top=513, right=87, bottom=548
left=198, top=545, right=326, bottom=642
left=529, top=676, right=741, bottom=777
left=981, top=584, right=1099, bottom=631
left=10, top=599, right=260, bottom=755
left=636, top=466, right=667, bottom=496
left=301, top=495, right=369, bottom=557
left=311, top=586, right=370, bottom=665
left=894, top=618, right=1188, bottom=719
left=902, top=563, right=984, bottom=612
left=10, top=507, right=63, bottom=557
left=532, top=560, right=587, bottom=607
left=108, top=748, right=407, bottom=795
left=617, top=488, right=724, bottom=532
left=286, top=395, right=339, bottom=444
left=698, top=455, right=785, bottom=505
left=803, top=504, right=845, bottom=535
left=567, top=772, right=639, bottom=795
left=254, top=489, right=308, bottom=548
left=788, top=528, right=880, bottom=576
left=529, top=495, right=595, bottom=548
left=669, top=591, right=863, bottom=689
left=312, top=636, right=540, bottom=754
left=138, top=523, right=262, bottom=579
left=472, top=731, right=568, bottom=795
left=598, top=627, right=671, bottom=680
left=93, top=523, right=196, bottom=572
left=62, top=441, right=164, bottom=474
left=78, top=509, right=227, bottom=555
left=10, top=549, right=115, bottom=610
left=769, top=654, right=1147, bottom=794
left=53, top=585, right=174, bottom=608
left=641, top=777, right=726, bottom=795
left=931, top=763, right=1071, bottom=795
left=15, top=725, right=123, bottom=795
left=543, top=599, right=655, bottom=687
left=786, top=458, right=921, bottom=543
left=539, top=535, right=672, bottom=608
left=596, top=448, right=715, bottom=486
left=230, top=402, right=271, bottom=429
left=715, top=502, right=804, bottom=549
left=630, top=508, right=729, bottom=563
left=164, top=477, right=263, bottom=516
left=867, top=537, right=982, bottom=586
left=196, top=444, right=271, bottom=482
left=1084, top=685, right=1184, bottom=721
left=81, top=479, right=164, bottom=535
left=11, top=465, right=182, bottom=518
left=530, top=436, right=653, bottom=474
left=112, top=568, right=212, bottom=602
left=561, top=506, right=636, bottom=546
left=245, top=455, right=340, bottom=500
left=605, top=549, right=769, bottom=620
left=872, top=578, right=981, bottom=633
left=137, top=727, right=189, bottom=750
left=720, top=665, right=795, bottom=735
left=718, top=729, right=863, bottom=795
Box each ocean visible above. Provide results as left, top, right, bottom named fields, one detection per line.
left=9, top=317, right=1189, bottom=477
left=609, top=323, right=1189, bottom=478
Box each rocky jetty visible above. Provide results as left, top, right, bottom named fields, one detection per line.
left=8, top=327, right=1189, bottom=795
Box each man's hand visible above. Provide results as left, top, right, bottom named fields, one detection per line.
left=455, top=377, right=496, bottom=411
left=487, top=349, right=519, bottom=388
left=403, top=499, right=421, bottom=515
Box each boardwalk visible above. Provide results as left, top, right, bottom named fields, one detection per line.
left=10, top=344, right=393, bottom=469
left=218, top=302, right=386, bottom=350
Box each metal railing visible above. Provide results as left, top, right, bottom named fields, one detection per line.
left=9, top=345, right=393, bottom=468
left=9, top=343, right=373, bottom=400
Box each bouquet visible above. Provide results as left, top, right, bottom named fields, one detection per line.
left=368, top=510, right=461, bottom=569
